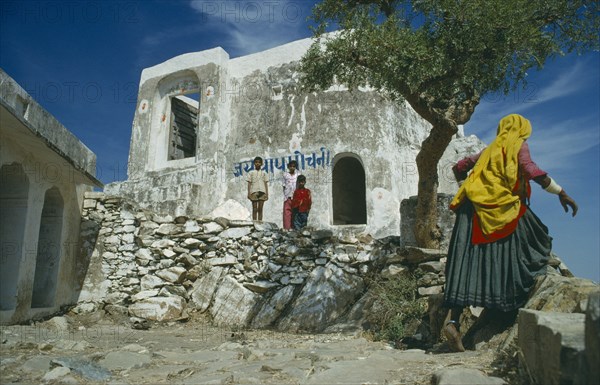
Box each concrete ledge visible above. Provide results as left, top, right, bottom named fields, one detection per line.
left=0, top=69, right=101, bottom=187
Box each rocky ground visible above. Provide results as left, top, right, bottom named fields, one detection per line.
left=0, top=312, right=511, bottom=385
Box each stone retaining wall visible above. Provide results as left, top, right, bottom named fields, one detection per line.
left=74, top=192, right=450, bottom=332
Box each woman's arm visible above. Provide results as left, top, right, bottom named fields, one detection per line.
left=452, top=151, right=482, bottom=182
left=532, top=175, right=578, bottom=216
left=520, top=142, right=577, bottom=216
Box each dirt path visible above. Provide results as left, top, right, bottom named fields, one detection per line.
left=1, top=314, right=505, bottom=384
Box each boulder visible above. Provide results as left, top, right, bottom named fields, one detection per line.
left=518, top=309, right=585, bottom=385
left=128, top=296, right=185, bottom=321
left=525, top=275, right=598, bottom=313
left=583, top=291, right=600, bottom=384
left=278, top=265, right=364, bottom=332
left=138, top=221, right=159, bottom=237
left=209, top=199, right=250, bottom=220
left=189, top=267, right=225, bottom=312
left=210, top=275, right=260, bottom=326
left=251, top=285, right=296, bottom=328
left=464, top=275, right=598, bottom=350
left=325, top=290, right=378, bottom=333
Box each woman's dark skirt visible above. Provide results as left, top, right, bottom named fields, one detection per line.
left=443, top=200, right=552, bottom=312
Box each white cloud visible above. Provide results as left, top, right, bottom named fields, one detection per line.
left=140, top=24, right=208, bottom=49
left=466, top=57, right=598, bottom=142
left=188, top=0, right=312, bottom=56
left=526, top=116, right=599, bottom=171
left=530, top=61, right=593, bottom=104
left=464, top=59, right=599, bottom=174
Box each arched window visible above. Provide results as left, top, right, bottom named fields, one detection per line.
left=168, top=93, right=199, bottom=160
left=332, top=154, right=367, bottom=225
left=0, top=163, right=29, bottom=310
left=147, top=71, right=201, bottom=170
left=31, top=187, right=64, bottom=308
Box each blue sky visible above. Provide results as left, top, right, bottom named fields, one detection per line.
left=1, top=1, right=598, bottom=282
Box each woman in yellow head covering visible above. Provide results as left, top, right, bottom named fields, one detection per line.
left=442, top=114, right=578, bottom=352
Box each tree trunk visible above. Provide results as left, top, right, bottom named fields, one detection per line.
left=414, top=124, right=456, bottom=248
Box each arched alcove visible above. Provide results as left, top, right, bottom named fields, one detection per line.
left=0, top=163, right=29, bottom=310
left=332, top=155, right=367, bottom=225
left=156, top=71, right=200, bottom=162
left=31, top=187, right=64, bottom=308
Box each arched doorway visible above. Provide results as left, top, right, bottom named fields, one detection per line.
left=332, top=155, right=367, bottom=225
left=0, top=163, right=29, bottom=310
left=31, top=187, right=64, bottom=308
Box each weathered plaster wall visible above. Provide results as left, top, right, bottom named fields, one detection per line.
left=105, top=38, right=484, bottom=238
left=0, top=70, right=99, bottom=324
left=109, top=48, right=231, bottom=216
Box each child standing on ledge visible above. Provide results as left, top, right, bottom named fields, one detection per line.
left=247, top=156, right=269, bottom=221
left=282, top=160, right=301, bottom=230
left=291, top=174, right=311, bottom=230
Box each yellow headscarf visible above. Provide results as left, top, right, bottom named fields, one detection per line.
left=451, top=114, right=532, bottom=235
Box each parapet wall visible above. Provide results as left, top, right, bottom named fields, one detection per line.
left=75, top=191, right=453, bottom=332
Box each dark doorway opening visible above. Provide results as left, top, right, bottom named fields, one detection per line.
left=0, top=163, right=29, bottom=310
left=332, top=156, right=367, bottom=225
left=32, top=187, right=64, bottom=308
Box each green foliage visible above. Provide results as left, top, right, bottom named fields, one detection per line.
left=301, top=0, right=599, bottom=122
left=366, top=273, right=427, bottom=343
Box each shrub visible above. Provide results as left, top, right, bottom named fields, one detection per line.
left=366, top=273, right=427, bottom=344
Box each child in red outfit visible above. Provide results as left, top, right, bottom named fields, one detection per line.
left=291, top=175, right=311, bottom=230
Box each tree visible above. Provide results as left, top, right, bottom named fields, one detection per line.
left=299, top=0, right=599, bottom=248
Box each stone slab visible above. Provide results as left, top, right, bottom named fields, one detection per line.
left=210, top=275, right=260, bottom=326
left=518, top=309, right=585, bottom=385
left=583, top=291, right=600, bottom=384
left=432, top=368, right=507, bottom=385
left=99, top=351, right=152, bottom=370
left=128, top=296, right=185, bottom=321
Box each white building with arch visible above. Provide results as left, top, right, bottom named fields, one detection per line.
left=106, top=38, right=482, bottom=238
